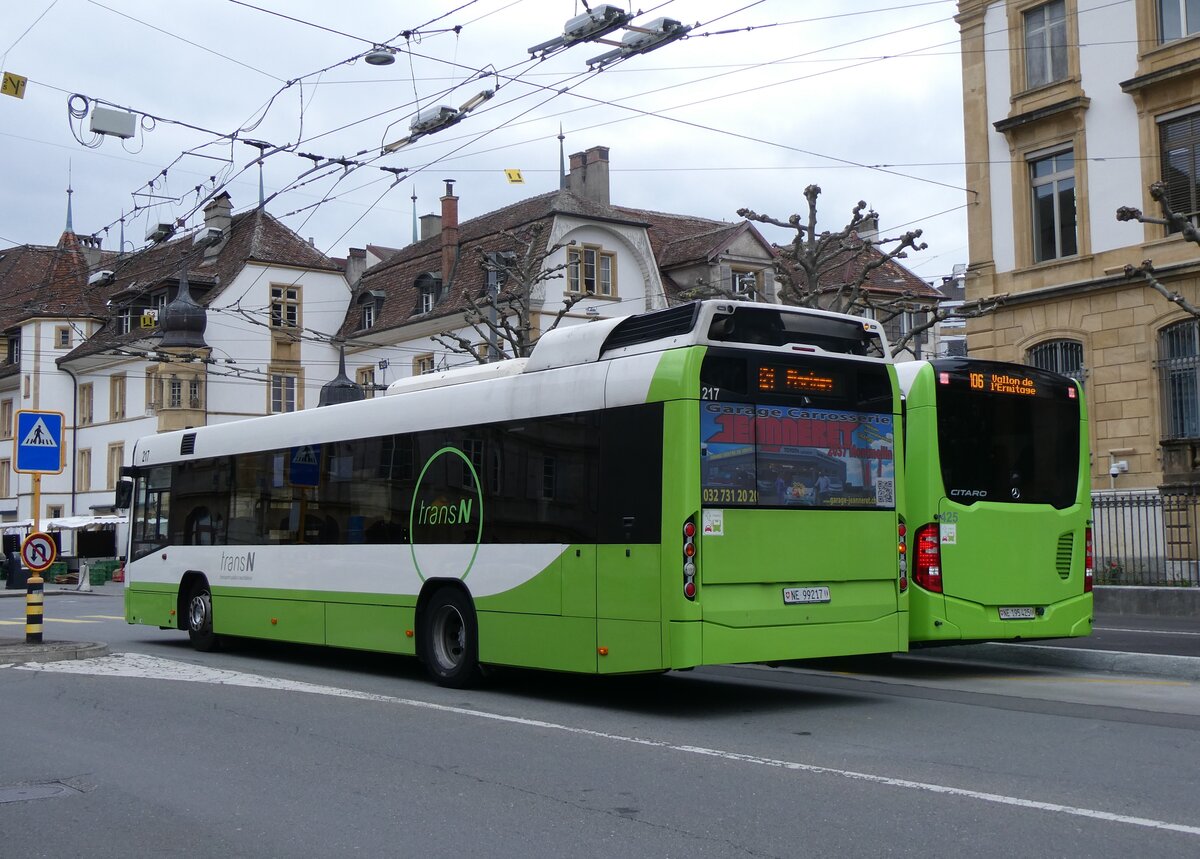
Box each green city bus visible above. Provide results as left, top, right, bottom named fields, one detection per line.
left=896, top=358, right=1092, bottom=644
left=121, top=301, right=909, bottom=686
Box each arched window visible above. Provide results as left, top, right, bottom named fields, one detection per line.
left=1158, top=320, right=1200, bottom=440
left=1027, top=338, right=1085, bottom=381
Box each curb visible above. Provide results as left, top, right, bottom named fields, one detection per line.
left=0, top=641, right=109, bottom=666
left=903, top=642, right=1200, bottom=681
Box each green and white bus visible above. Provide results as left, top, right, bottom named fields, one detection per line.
left=122, top=300, right=908, bottom=686
left=896, top=358, right=1092, bottom=644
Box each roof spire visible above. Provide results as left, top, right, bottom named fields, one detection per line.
left=411, top=188, right=418, bottom=244
left=65, top=162, right=74, bottom=233
left=558, top=124, right=566, bottom=191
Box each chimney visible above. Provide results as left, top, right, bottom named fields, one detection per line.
left=419, top=214, right=442, bottom=240
left=344, top=247, right=367, bottom=286
left=441, top=179, right=459, bottom=286
left=856, top=213, right=879, bottom=243
left=203, top=192, right=233, bottom=235
left=567, top=146, right=610, bottom=206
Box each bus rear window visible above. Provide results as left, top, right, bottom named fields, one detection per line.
left=934, top=364, right=1080, bottom=508
left=700, top=352, right=896, bottom=510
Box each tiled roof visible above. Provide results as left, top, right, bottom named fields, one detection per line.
left=0, top=232, right=118, bottom=331
left=60, top=207, right=341, bottom=362
left=341, top=190, right=651, bottom=338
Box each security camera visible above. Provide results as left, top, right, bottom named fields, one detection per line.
left=1109, top=463, right=1120, bottom=478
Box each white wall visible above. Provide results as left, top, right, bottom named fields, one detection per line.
left=985, top=1, right=1016, bottom=274
left=1078, top=0, right=1142, bottom=254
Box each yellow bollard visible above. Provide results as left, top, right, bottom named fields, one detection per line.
left=25, top=573, right=44, bottom=644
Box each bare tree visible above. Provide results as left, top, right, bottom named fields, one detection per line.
left=1116, top=180, right=1200, bottom=316
left=433, top=222, right=581, bottom=362
left=720, top=184, right=1003, bottom=355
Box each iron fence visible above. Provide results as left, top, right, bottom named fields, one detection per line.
left=1091, top=490, right=1200, bottom=586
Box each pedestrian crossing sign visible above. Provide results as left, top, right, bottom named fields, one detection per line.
left=14, top=410, right=65, bottom=473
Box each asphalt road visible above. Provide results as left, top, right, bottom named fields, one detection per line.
left=1, top=589, right=1199, bottom=856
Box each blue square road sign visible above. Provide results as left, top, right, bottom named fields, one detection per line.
left=15, top=410, right=65, bottom=473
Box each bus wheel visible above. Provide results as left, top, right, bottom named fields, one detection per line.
left=421, top=588, right=481, bottom=688
left=186, top=581, right=220, bottom=652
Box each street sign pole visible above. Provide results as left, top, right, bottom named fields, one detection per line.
left=14, top=411, right=64, bottom=646
left=26, top=473, right=44, bottom=644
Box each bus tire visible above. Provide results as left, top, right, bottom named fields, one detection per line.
left=186, top=580, right=220, bottom=652
left=420, top=587, right=481, bottom=688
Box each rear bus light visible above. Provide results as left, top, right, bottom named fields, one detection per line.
left=1084, top=525, right=1093, bottom=593
left=897, top=517, right=908, bottom=593
left=682, top=515, right=698, bottom=601
left=913, top=523, right=942, bottom=593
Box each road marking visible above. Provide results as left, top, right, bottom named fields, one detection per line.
left=0, top=618, right=98, bottom=625
left=17, top=653, right=1200, bottom=838
left=1096, top=626, right=1200, bottom=637
left=80, top=615, right=126, bottom=620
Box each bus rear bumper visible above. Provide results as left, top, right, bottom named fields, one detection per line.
left=680, top=612, right=907, bottom=667
left=911, top=590, right=1093, bottom=644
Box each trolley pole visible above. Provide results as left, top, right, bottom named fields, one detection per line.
left=26, top=473, right=43, bottom=644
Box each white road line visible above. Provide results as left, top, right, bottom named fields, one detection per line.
left=1095, top=626, right=1200, bottom=637
left=0, top=618, right=98, bottom=625
left=18, top=653, right=1200, bottom=838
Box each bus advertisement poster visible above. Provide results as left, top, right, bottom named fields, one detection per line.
left=700, top=403, right=894, bottom=509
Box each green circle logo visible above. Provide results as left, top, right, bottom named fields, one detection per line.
left=409, top=446, right=484, bottom=581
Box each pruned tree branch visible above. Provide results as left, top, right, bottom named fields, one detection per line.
left=435, top=222, right=584, bottom=361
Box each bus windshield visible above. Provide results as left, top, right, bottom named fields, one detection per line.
left=699, top=350, right=896, bottom=509
left=933, top=362, right=1080, bottom=509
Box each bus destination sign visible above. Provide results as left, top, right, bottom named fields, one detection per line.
left=940, top=369, right=1043, bottom=397
left=758, top=365, right=837, bottom=395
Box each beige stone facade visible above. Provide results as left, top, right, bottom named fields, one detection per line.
left=958, top=0, right=1200, bottom=490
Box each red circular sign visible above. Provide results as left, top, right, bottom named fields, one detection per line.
left=21, top=532, right=57, bottom=573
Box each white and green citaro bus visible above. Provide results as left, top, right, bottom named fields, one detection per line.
left=121, top=300, right=909, bottom=686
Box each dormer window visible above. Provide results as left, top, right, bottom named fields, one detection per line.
left=7, top=333, right=19, bottom=365
left=356, top=290, right=385, bottom=331
left=414, top=273, right=441, bottom=314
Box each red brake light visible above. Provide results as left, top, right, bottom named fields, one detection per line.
left=1084, top=526, right=1093, bottom=593
left=684, top=542, right=696, bottom=558
left=683, top=521, right=696, bottom=538
left=913, top=523, right=942, bottom=593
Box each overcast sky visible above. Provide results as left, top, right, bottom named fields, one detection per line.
left=0, top=0, right=966, bottom=283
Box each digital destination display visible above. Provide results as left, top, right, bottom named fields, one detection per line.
left=938, top=369, right=1074, bottom=399
left=757, top=365, right=837, bottom=395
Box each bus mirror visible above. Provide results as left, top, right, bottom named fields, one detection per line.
left=115, top=479, right=134, bottom=511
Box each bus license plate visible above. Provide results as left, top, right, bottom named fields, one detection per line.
left=998, top=606, right=1036, bottom=620
left=784, top=587, right=830, bottom=605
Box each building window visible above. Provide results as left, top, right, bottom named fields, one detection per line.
left=731, top=269, right=761, bottom=297
left=1028, top=339, right=1085, bottom=381
left=356, top=367, right=376, bottom=399
left=78, top=448, right=92, bottom=493
left=270, top=285, right=300, bottom=330
left=0, top=459, right=9, bottom=497
left=79, top=384, right=93, bottom=425
left=413, top=354, right=436, bottom=376
left=110, top=374, right=126, bottom=420
left=270, top=373, right=297, bottom=414
left=1160, top=112, right=1200, bottom=230
left=144, top=371, right=158, bottom=414
left=0, top=399, right=11, bottom=439
left=1030, top=149, right=1077, bottom=262
left=542, top=456, right=557, bottom=500
left=189, top=378, right=201, bottom=409
left=419, top=288, right=436, bottom=315
left=56, top=326, right=71, bottom=349
left=1024, top=1, right=1067, bottom=89
left=1159, top=320, right=1200, bottom=440
left=1161, top=0, right=1200, bottom=42
left=168, top=376, right=183, bottom=409
left=567, top=245, right=617, bottom=297
left=463, top=438, right=484, bottom=489
left=47, top=504, right=63, bottom=521
left=7, top=333, right=19, bottom=365
left=360, top=303, right=375, bottom=329
left=106, top=443, right=124, bottom=489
